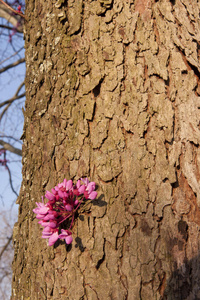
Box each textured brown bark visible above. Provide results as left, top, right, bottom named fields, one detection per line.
left=12, top=0, right=200, bottom=299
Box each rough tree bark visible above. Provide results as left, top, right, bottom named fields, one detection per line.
left=12, top=0, right=200, bottom=299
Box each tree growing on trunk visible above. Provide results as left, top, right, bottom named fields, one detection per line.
left=12, top=0, right=200, bottom=299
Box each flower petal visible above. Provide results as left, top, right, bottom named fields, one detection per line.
left=48, top=232, right=59, bottom=246
left=87, top=182, right=95, bottom=193
left=88, top=191, right=97, bottom=200
left=66, top=180, right=73, bottom=191
left=78, top=185, right=85, bottom=194
left=45, top=191, right=56, bottom=201
left=65, top=235, right=73, bottom=244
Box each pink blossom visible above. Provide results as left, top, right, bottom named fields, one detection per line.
left=33, top=178, right=98, bottom=246
left=78, top=184, right=85, bottom=194
left=79, top=179, right=97, bottom=200
left=87, top=190, right=98, bottom=200
left=33, top=202, right=49, bottom=217
left=38, top=220, right=49, bottom=227
left=43, top=210, right=58, bottom=221
left=86, top=181, right=97, bottom=199
left=42, top=227, right=59, bottom=246
left=58, top=189, right=65, bottom=199
left=58, top=229, right=73, bottom=245
left=45, top=191, right=56, bottom=201
left=51, top=188, right=57, bottom=195
left=49, top=233, right=59, bottom=246
left=48, top=221, right=57, bottom=228
left=65, top=179, right=73, bottom=191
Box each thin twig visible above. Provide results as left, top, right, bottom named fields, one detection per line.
left=0, top=80, right=25, bottom=121
left=0, top=46, right=24, bottom=66
left=0, top=92, right=25, bottom=121
left=5, top=162, right=19, bottom=197
left=0, top=235, right=12, bottom=261
left=0, top=57, right=25, bottom=74
left=0, top=91, right=25, bottom=108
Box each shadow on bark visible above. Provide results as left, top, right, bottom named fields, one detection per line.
left=65, top=242, right=72, bottom=253
left=92, top=194, right=107, bottom=207
left=56, top=195, right=107, bottom=252
left=163, top=254, right=200, bottom=300
left=75, top=237, right=85, bottom=253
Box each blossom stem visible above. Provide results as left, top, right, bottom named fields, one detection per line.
left=57, top=213, right=72, bottom=226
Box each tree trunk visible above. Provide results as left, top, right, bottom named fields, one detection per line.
left=12, top=0, right=200, bottom=299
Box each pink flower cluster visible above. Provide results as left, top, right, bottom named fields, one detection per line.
left=33, top=178, right=97, bottom=246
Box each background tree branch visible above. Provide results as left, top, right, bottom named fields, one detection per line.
left=0, top=236, right=12, bottom=261
left=0, top=3, right=23, bottom=32
left=0, top=140, right=22, bottom=156
left=0, top=57, right=25, bottom=74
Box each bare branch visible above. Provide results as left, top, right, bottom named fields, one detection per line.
left=0, top=135, right=22, bottom=144
left=0, top=0, right=26, bottom=20
left=0, top=80, right=24, bottom=105
left=0, top=24, right=13, bottom=30
left=0, top=91, right=25, bottom=108
left=0, top=140, right=22, bottom=156
left=0, top=57, right=25, bottom=74
left=0, top=92, right=25, bottom=121
left=0, top=3, right=23, bottom=32
left=0, top=81, right=25, bottom=123
left=12, top=80, right=24, bottom=95
left=4, top=162, right=19, bottom=197
left=0, top=235, right=12, bottom=261
left=0, top=47, right=24, bottom=66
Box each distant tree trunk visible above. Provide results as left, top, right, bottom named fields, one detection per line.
left=11, top=0, right=200, bottom=299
